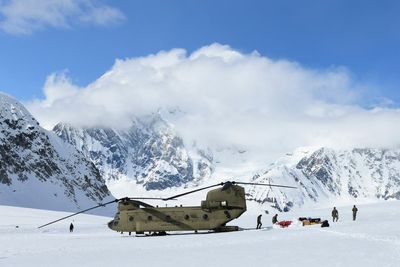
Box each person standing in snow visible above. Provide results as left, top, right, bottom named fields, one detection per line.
left=352, top=205, right=358, bottom=221
left=272, top=214, right=278, bottom=224
left=256, top=214, right=262, bottom=229
left=69, top=223, right=74, bottom=233
left=332, top=207, right=339, bottom=222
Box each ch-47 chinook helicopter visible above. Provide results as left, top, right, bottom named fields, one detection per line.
left=39, top=181, right=296, bottom=235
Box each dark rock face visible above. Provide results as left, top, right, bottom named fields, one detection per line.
left=0, top=93, right=112, bottom=211
left=296, top=148, right=400, bottom=199
left=53, top=114, right=213, bottom=190
left=297, top=148, right=340, bottom=194
left=0, top=120, right=60, bottom=184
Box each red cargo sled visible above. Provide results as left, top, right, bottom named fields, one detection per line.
left=276, top=220, right=292, bottom=228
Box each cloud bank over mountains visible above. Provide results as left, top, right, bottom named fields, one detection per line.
left=27, top=43, right=400, bottom=162
left=0, top=0, right=124, bottom=35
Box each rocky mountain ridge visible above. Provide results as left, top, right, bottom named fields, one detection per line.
left=53, top=114, right=213, bottom=191
left=53, top=111, right=400, bottom=212
left=0, top=93, right=113, bottom=214
left=2, top=92, right=400, bottom=213
left=248, top=147, right=400, bottom=211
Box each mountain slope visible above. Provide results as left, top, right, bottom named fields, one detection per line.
left=53, top=114, right=213, bottom=191
left=53, top=108, right=400, bottom=213
left=248, top=147, right=400, bottom=211
left=0, top=93, right=113, bottom=213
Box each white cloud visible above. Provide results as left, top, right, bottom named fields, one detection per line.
left=26, top=43, right=400, bottom=164
left=0, top=0, right=124, bottom=35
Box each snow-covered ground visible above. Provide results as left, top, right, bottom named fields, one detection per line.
left=1, top=201, right=399, bottom=267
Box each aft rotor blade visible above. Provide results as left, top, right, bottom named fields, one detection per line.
left=163, top=182, right=224, bottom=200
left=131, top=200, right=154, bottom=208
left=233, top=181, right=297, bottom=189
left=38, top=199, right=118, bottom=229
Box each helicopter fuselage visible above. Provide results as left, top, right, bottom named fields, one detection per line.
left=38, top=181, right=296, bottom=232
left=107, top=184, right=247, bottom=234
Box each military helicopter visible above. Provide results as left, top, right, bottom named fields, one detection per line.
left=38, top=181, right=296, bottom=235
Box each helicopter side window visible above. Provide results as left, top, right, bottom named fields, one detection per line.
left=221, top=201, right=227, bottom=207
left=202, top=214, right=208, bottom=220
left=129, top=216, right=134, bottom=222
left=184, top=214, right=190, bottom=220
left=147, top=216, right=153, bottom=221
left=165, top=215, right=172, bottom=222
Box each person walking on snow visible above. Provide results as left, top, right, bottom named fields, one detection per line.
left=69, top=223, right=74, bottom=233
left=332, top=207, right=339, bottom=222
left=352, top=205, right=358, bottom=221
left=272, top=214, right=278, bottom=224
left=256, top=214, right=262, bottom=229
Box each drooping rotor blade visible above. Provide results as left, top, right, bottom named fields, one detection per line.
left=163, top=182, right=224, bottom=200
left=38, top=199, right=118, bottom=229
left=124, top=197, right=175, bottom=201
left=38, top=195, right=177, bottom=229
left=232, top=181, right=297, bottom=189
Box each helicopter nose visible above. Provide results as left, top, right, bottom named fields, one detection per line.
left=107, top=220, right=114, bottom=229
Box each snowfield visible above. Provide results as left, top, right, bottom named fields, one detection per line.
left=1, top=201, right=400, bottom=267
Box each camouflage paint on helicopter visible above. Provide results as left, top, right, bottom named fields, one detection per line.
left=108, top=183, right=246, bottom=234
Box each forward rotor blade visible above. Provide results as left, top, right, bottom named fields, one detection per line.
left=38, top=199, right=118, bottom=229
left=125, top=197, right=174, bottom=200
left=163, top=182, right=224, bottom=200
left=233, top=181, right=297, bottom=189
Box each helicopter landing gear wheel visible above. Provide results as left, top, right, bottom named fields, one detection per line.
left=150, top=231, right=167, bottom=236
left=214, top=226, right=239, bottom=232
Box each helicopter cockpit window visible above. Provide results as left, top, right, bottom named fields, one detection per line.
left=114, top=212, right=120, bottom=220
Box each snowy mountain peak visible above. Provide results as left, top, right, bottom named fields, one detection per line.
left=0, top=93, right=38, bottom=131
left=53, top=114, right=214, bottom=192
left=0, top=93, right=113, bottom=214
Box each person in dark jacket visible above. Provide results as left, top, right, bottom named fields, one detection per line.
left=69, top=223, right=74, bottom=233
left=332, top=207, right=339, bottom=222
left=352, top=205, right=358, bottom=221
left=272, top=214, right=278, bottom=224
left=256, top=214, right=262, bottom=229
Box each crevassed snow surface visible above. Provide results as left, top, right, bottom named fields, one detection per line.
left=0, top=201, right=399, bottom=267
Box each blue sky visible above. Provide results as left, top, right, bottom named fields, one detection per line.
left=1, top=0, right=399, bottom=104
